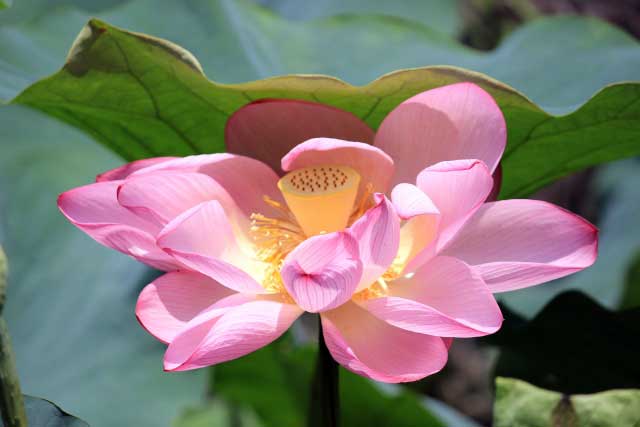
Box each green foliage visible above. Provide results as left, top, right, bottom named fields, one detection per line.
left=11, top=14, right=640, bottom=198
left=620, top=251, right=640, bottom=309
left=3, top=0, right=639, bottom=110
left=174, top=400, right=262, bottom=427
left=212, top=336, right=445, bottom=427
left=494, top=377, right=640, bottom=427
left=15, top=395, right=89, bottom=427
left=261, top=0, right=461, bottom=37
left=488, top=291, right=640, bottom=394
left=0, top=246, right=6, bottom=310
left=0, top=105, right=204, bottom=427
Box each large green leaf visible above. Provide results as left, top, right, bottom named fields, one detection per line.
left=259, top=0, right=461, bottom=37
left=0, top=105, right=205, bottom=427
left=17, top=395, right=89, bottom=427
left=487, top=291, right=640, bottom=394
left=212, top=335, right=446, bottom=427
left=494, top=377, right=640, bottom=427
left=3, top=0, right=639, bottom=109
left=11, top=13, right=640, bottom=198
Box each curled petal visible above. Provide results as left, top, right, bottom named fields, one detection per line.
left=226, top=99, right=374, bottom=174
left=349, top=195, right=400, bottom=291
left=442, top=200, right=598, bottom=292
left=391, top=183, right=439, bottom=220
left=164, top=295, right=302, bottom=371
left=281, top=138, right=394, bottom=194
left=281, top=232, right=362, bottom=312
left=321, top=302, right=448, bottom=383
left=136, top=271, right=234, bottom=343
left=361, top=256, right=502, bottom=337
left=374, top=82, right=506, bottom=186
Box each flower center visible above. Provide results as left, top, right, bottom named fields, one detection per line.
left=277, top=165, right=361, bottom=237
left=250, top=164, right=374, bottom=293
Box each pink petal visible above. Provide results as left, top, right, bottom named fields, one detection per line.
left=281, top=138, right=394, bottom=193
left=129, top=153, right=282, bottom=219
left=361, top=256, right=502, bottom=337
left=442, top=200, right=598, bottom=292
left=225, top=99, right=374, bottom=175
left=99, top=224, right=180, bottom=271
left=391, top=183, right=439, bottom=220
left=349, top=195, right=400, bottom=291
left=280, top=232, right=362, bottom=313
left=164, top=295, right=302, bottom=371
left=390, top=183, right=441, bottom=273
left=136, top=271, right=234, bottom=343
left=417, top=159, right=493, bottom=251
left=58, top=181, right=178, bottom=270
left=321, top=302, right=448, bottom=383
left=96, top=157, right=176, bottom=182
left=157, top=200, right=267, bottom=294
left=117, top=172, right=238, bottom=227
left=374, top=82, right=506, bottom=186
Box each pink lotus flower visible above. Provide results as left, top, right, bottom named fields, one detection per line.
left=58, top=83, right=597, bottom=383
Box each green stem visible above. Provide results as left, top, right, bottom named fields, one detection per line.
left=308, top=316, right=339, bottom=427
left=0, top=247, right=27, bottom=427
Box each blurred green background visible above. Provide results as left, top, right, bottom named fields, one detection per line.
left=0, top=1, right=639, bottom=426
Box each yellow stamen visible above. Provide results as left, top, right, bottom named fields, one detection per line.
left=249, top=196, right=305, bottom=293
left=352, top=278, right=390, bottom=301
left=277, top=165, right=360, bottom=237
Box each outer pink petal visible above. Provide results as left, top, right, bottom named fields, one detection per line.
left=321, top=302, right=448, bottom=383
left=157, top=200, right=267, bottom=294
left=98, top=224, right=180, bottom=271
left=225, top=99, right=374, bottom=175
left=442, top=200, right=598, bottom=292
left=374, top=82, right=506, bottom=186
left=117, top=172, right=238, bottom=227
left=417, top=159, right=493, bottom=251
left=136, top=271, right=234, bottom=344
left=57, top=181, right=179, bottom=270
left=281, top=232, right=362, bottom=312
left=58, top=181, right=158, bottom=232
left=96, top=157, right=177, bottom=182
left=361, top=256, right=502, bottom=337
left=129, top=153, right=282, bottom=219
left=164, top=295, right=302, bottom=371
left=349, top=194, right=400, bottom=291
left=281, top=138, right=394, bottom=193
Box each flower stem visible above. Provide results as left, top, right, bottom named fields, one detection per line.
left=0, top=247, right=27, bottom=427
left=308, top=316, right=340, bottom=427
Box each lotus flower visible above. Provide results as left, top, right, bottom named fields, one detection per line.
left=58, top=83, right=597, bottom=382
